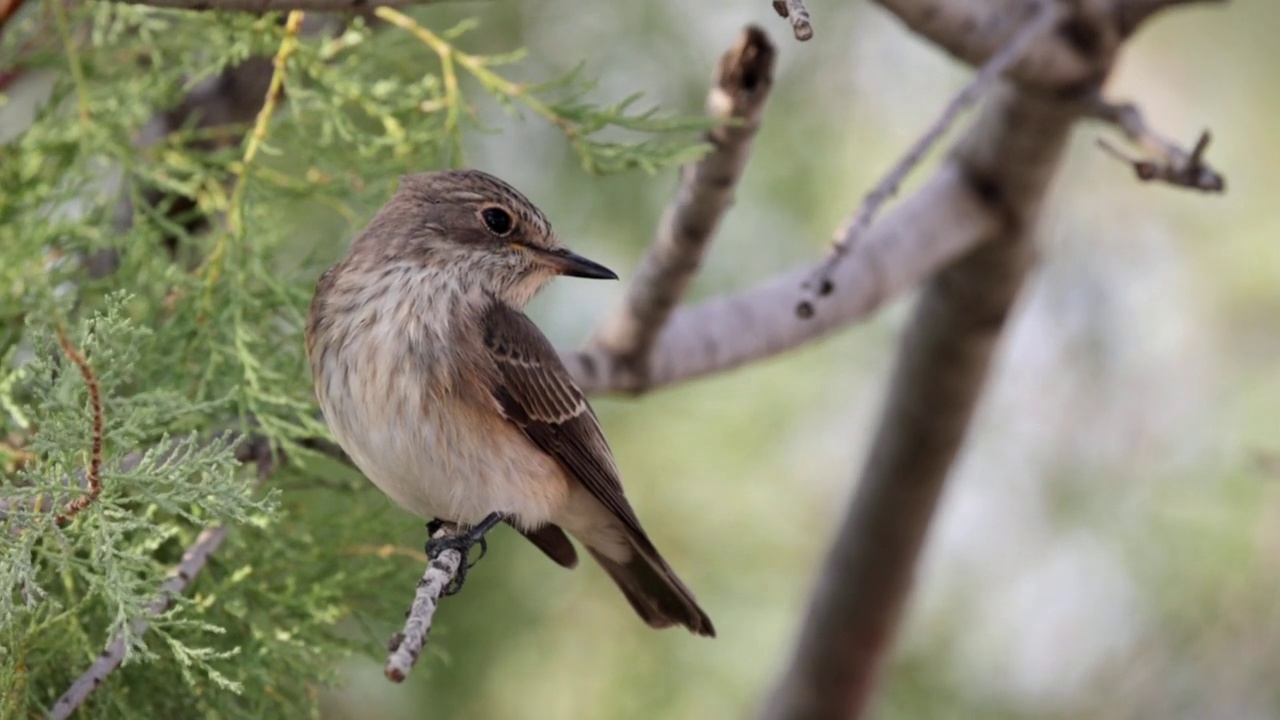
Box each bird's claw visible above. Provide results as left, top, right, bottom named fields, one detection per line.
left=423, top=517, right=500, bottom=596
left=424, top=534, right=473, bottom=596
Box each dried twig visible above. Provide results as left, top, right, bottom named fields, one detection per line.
left=589, top=26, right=777, bottom=392
left=1090, top=98, right=1225, bottom=192
left=797, top=0, right=1066, bottom=316
left=52, top=321, right=104, bottom=526
left=49, top=437, right=275, bottom=720
left=384, top=523, right=462, bottom=683
left=771, top=0, right=813, bottom=41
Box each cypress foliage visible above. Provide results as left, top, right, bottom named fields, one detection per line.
left=0, top=4, right=706, bottom=716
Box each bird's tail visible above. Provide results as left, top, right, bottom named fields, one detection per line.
left=587, top=532, right=715, bottom=637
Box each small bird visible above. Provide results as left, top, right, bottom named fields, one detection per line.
left=305, top=169, right=714, bottom=636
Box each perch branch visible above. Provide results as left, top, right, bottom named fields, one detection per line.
left=588, top=26, right=777, bottom=392
left=49, top=437, right=275, bottom=720
left=799, top=0, right=1066, bottom=312
left=1089, top=97, right=1225, bottom=192
left=760, top=83, right=1083, bottom=720
left=384, top=523, right=462, bottom=683
left=771, top=0, right=813, bottom=41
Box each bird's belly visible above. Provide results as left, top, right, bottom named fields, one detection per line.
left=320, top=356, right=568, bottom=529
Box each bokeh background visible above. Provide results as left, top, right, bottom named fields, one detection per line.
left=325, top=2, right=1280, bottom=718
left=7, top=0, right=1277, bottom=717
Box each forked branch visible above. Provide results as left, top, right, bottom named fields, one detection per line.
left=797, top=0, right=1067, bottom=314
left=589, top=25, right=777, bottom=392
left=1090, top=97, right=1225, bottom=192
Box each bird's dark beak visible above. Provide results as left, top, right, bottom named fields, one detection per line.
left=538, top=247, right=618, bottom=280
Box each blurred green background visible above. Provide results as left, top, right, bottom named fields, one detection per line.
left=314, top=2, right=1280, bottom=718
left=8, top=0, right=1279, bottom=717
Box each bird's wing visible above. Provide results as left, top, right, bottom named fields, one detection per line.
left=480, top=302, right=645, bottom=537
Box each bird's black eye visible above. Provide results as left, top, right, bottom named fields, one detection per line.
left=480, top=207, right=514, bottom=236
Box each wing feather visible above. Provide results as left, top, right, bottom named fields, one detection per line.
left=481, top=302, right=644, bottom=537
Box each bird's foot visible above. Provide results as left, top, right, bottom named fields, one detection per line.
left=424, top=512, right=506, bottom=596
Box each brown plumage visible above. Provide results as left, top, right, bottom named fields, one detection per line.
left=305, top=169, right=714, bottom=636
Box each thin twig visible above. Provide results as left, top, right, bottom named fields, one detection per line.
left=797, top=0, right=1066, bottom=316
left=771, top=0, right=813, bottom=41
left=589, top=25, right=777, bottom=392
left=49, top=438, right=275, bottom=720
left=53, top=321, right=104, bottom=526
left=384, top=523, right=462, bottom=683
left=1089, top=97, right=1225, bottom=192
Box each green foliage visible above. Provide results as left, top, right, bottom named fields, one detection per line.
left=0, top=2, right=709, bottom=716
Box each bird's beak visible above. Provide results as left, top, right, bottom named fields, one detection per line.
left=534, top=246, right=619, bottom=280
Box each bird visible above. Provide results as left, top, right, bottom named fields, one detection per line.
left=304, top=169, right=714, bottom=637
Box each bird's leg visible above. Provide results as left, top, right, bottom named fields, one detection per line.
left=424, top=512, right=507, bottom=596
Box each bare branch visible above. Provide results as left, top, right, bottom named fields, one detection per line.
left=563, top=5, right=1073, bottom=395
left=588, top=26, right=776, bottom=392
left=563, top=164, right=1001, bottom=395
left=384, top=524, right=462, bottom=683
left=873, top=0, right=1114, bottom=88
left=771, top=0, right=814, bottom=41
left=49, top=438, right=275, bottom=720
left=799, top=0, right=1067, bottom=313
left=1090, top=97, right=1225, bottom=192
left=760, top=83, right=1082, bottom=720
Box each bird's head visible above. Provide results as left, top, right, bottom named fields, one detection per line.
left=354, top=169, right=617, bottom=308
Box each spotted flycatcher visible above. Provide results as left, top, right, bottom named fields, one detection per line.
left=305, top=169, right=714, bottom=636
